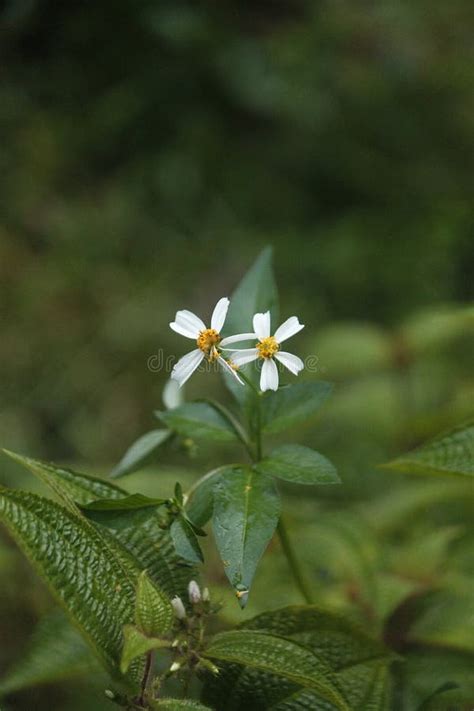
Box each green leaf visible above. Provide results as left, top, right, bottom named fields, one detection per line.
left=382, top=420, right=474, bottom=478
left=156, top=403, right=238, bottom=443
left=223, top=247, right=278, bottom=337
left=2, top=450, right=194, bottom=602
left=81, top=493, right=167, bottom=511
left=416, top=682, right=459, bottom=711
left=212, top=467, right=280, bottom=604
left=152, top=701, right=212, bottom=710
left=2, top=449, right=126, bottom=508
left=203, top=605, right=393, bottom=711
left=255, top=444, right=339, bottom=485
left=261, top=382, right=333, bottom=434
left=222, top=248, right=279, bottom=401
left=185, top=467, right=227, bottom=527
left=0, top=487, right=142, bottom=685
left=135, top=570, right=173, bottom=638
left=171, top=515, right=204, bottom=563
left=0, top=610, right=100, bottom=696
left=204, top=630, right=349, bottom=710
left=407, top=584, right=474, bottom=654
left=111, top=430, right=171, bottom=479
left=120, top=625, right=169, bottom=674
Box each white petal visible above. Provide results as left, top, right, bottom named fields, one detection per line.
left=275, top=351, right=304, bottom=375
left=175, top=309, right=206, bottom=336
left=230, top=349, right=259, bottom=366
left=162, top=378, right=183, bottom=409
left=171, top=349, right=204, bottom=387
left=274, top=316, right=305, bottom=343
left=253, top=312, right=271, bottom=340
left=170, top=321, right=200, bottom=339
left=211, top=297, right=229, bottom=332
left=260, top=358, right=279, bottom=391
left=220, top=332, right=256, bottom=346
left=219, top=356, right=244, bottom=385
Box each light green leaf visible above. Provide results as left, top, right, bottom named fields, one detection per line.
left=111, top=430, right=171, bottom=479
left=261, top=382, right=333, bottom=434
left=152, top=701, right=212, bottom=710
left=120, top=625, right=169, bottom=674
left=382, top=420, right=474, bottom=478
left=212, top=467, right=280, bottom=604
left=156, top=403, right=238, bottom=443
left=171, top=516, right=203, bottom=563
left=81, top=493, right=167, bottom=511
left=135, top=571, right=173, bottom=638
left=0, top=487, right=142, bottom=685
left=2, top=450, right=194, bottom=601
left=2, top=449, right=125, bottom=508
left=0, top=610, right=100, bottom=696
left=255, top=444, right=339, bottom=485
left=223, top=246, right=278, bottom=337
left=408, top=584, right=474, bottom=654
left=204, top=630, right=349, bottom=710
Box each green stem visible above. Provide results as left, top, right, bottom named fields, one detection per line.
left=277, top=516, right=314, bottom=604
left=237, top=369, right=263, bottom=461
left=238, top=369, right=314, bottom=603
left=138, top=650, right=154, bottom=706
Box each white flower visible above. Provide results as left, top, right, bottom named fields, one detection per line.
left=187, top=579, right=201, bottom=604
left=171, top=595, right=186, bottom=620
left=169, top=297, right=255, bottom=387
left=230, top=311, right=305, bottom=392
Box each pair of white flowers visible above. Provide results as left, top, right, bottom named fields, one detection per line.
left=169, top=297, right=304, bottom=392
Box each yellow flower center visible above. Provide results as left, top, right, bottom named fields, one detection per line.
left=197, top=328, right=221, bottom=360
left=257, top=336, right=279, bottom=359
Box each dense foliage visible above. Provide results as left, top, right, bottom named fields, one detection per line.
left=0, top=2, right=473, bottom=709
left=0, top=251, right=473, bottom=710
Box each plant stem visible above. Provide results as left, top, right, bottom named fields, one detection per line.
left=138, top=650, right=154, bottom=707
left=240, top=367, right=314, bottom=604
left=277, top=516, right=314, bottom=604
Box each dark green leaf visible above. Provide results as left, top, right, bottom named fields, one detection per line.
left=2, top=450, right=193, bottom=612
left=382, top=420, right=474, bottom=478
left=81, top=493, right=167, bottom=511
left=120, top=625, right=170, bottom=674
left=170, top=516, right=203, bottom=563
left=0, top=610, right=100, bottom=696
left=204, top=630, right=349, bottom=710
left=223, top=247, right=278, bottom=337
left=203, top=605, right=393, bottom=711
left=255, top=444, right=339, bottom=485
left=110, top=430, right=171, bottom=479
left=2, top=449, right=125, bottom=508
left=261, top=382, right=333, bottom=434
left=156, top=403, right=238, bottom=443
left=212, top=467, right=280, bottom=604
left=416, top=682, right=459, bottom=711
left=0, top=487, right=142, bottom=685
left=135, top=570, right=173, bottom=638
left=185, top=467, right=227, bottom=527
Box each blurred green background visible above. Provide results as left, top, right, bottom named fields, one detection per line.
left=0, top=1, right=473, bottom=709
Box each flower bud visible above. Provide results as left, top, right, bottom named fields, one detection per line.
left=188, top=580, right=201, bottom=604
left=202, top=587, right=210, bottom=602
left=170, top=661, right=181, bottom=673
left=171, top=595, right=186, bottom=620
